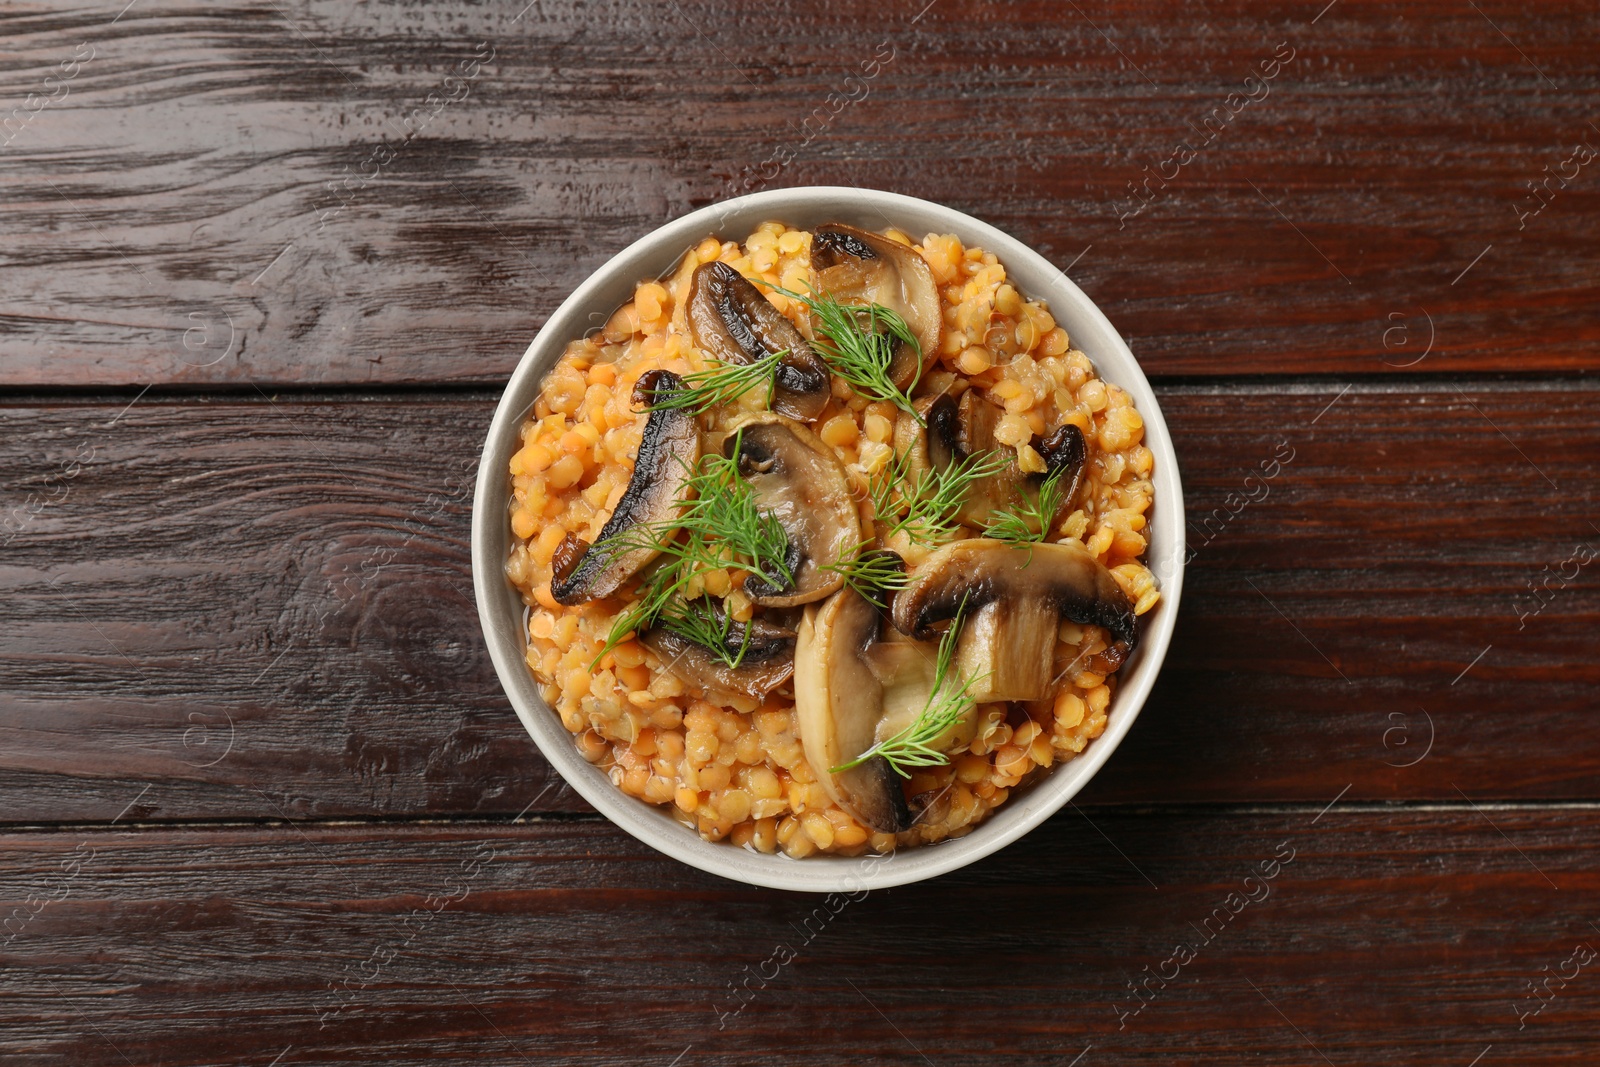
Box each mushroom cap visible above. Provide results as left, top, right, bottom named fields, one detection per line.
left=890, top=538, right=1137, bottom=702
left=686, top=261, right=831, bottom=422
left=891, top=393, right=943, bottom=482
left=794, top=586, right=914, bottom=833
left=925, top=389, right=1088, bottom=533
left=810, top=223, right=942, bottom=391
left=551, top=370, right=700, bottom=605
left=640, top=607, right=796, bottom=700
left=892, top=538, right=1136, bottom=648
left=861, top=638, right=980, bottom=756
left=723, top=413, right=861, bottom=608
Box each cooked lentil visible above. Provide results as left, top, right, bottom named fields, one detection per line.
left=505, top=222, right=1159, bottom=857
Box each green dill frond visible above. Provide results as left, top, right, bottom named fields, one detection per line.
left=641, top=351, right=785, bottom=415
left=877, top=449, right=1008, bottom=546
left=758, top=282, right=922, bottom=420
left=590, top=554, right=691, bottom=667
left=984, top=462, right=1071, bottom=548
left=832, top=595, right=983, bottom=778
left=654, top=597, right=753, bottom=669
left=587, top=431, right=794, bottom=667
left=674, top=438, right=793, bottom=591
left=821, top=543, right=910, bottom=609
left=866, top=447, right=912, bottom=523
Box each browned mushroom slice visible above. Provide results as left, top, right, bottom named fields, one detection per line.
left=810, top=223, right=942, bottom=390
left=860, top=639, right=981, bottom=757
left=550, top=370, right=700, bottom=605
left=640, top=604, right=796, bottom=699
left=685, top=261, right=831, bottom=422
left=890, top=538, right=1137, bottom=703
left=794, top=585, right=914, bottom=833
left=1037, top=421, right=1088, bottom=501
left=889, top=393, right=943, bottom=488
left=724, top=413, right=861, bottom=608
left=922, top=390, right=1087, bottom=534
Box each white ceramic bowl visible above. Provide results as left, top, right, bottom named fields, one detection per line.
left=473, top=187, right=1184, bottom=892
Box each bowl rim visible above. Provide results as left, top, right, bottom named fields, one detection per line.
left=472, top=186, right=1185, bottom=892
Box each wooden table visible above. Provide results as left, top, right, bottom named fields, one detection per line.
left=3, top=0, right=1597, bottom=1063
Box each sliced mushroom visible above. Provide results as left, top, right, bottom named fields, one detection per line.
left=686, top=261, right=831, bottom=422
left=795, top=584, right=915, bottom=833
left=890, top=538, right=1137, bottom=703
left=922, top=389, right=1087, bottom=534
left=1038, top=421, right=1089, bottom=491
left=723, top=413, right=861, bottom=608
left=861, top=639, right=981, bottom=756
left=890, top=393, right=943, bottom=482
left=640, top=604, right=796, bottom=699
left=551, top=370, right=699, bottom=605
left=810, top=223, right=941, bottom=390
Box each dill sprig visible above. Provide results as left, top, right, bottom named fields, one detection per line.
left=866, top=447, right=912, bottom=523
left=595, top=564, right=687, bottom=666
left=758, top=282, right=922, bottom=420
left=589, top=429, right=794, bottom=666
left=984, top=462, right=1071, bottom=548
left=642, top=350, right=785, bottom=415
left=671, top=443, right=793, bottom=591
left=832, top=596, right=983, bottom=778
left=872, top=448, right=1009, bottom=546
left=821, top=543, right=910, bottom=609
left=655, top=597, right=754, bottom=669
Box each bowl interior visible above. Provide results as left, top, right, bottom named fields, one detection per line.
left=473, top=187, right=1185, bottom=892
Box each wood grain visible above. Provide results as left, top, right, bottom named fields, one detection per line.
left=2, top=382, right=1594, bottom=823
left=2, top=0, right=1597, bottom=386
left=4, top=0, right=1597, bottom=1056
left=0, top=811, right=1594, bottom=1066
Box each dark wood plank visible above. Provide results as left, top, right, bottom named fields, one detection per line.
left=1, top=382, right=1594, bottom=822
left=2, top=0, right=1597, bottom=386
left=0, top=810, right=1594, bottom=1065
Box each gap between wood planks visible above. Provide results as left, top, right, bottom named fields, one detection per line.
left=0, top=374, right=1597, bottom=407
left=4, top=800, right=1600, bottom=835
